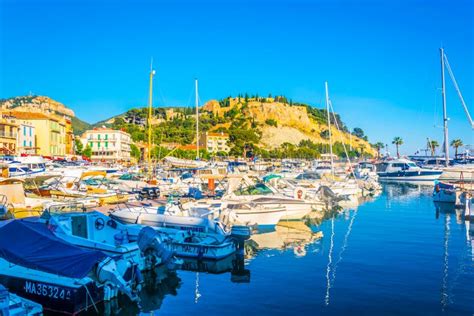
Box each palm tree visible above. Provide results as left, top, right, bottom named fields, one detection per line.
left=428, top=140, right=439, bottom=156
left=373, top=142, right=385, bottom=158
left=450, top=139, right=463, bottom=158
left=392, top=137, right=403, bottom=158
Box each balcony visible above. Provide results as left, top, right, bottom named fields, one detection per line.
left=0, top=131, right=17, bottom=139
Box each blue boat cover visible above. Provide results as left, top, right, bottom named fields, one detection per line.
left=0, top=220, right=107, bottom=278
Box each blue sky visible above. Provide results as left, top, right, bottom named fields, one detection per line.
left=0, top=0, right=472, bottom=155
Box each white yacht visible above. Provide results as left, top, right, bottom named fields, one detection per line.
left=377, top=158, right=442, bottom=182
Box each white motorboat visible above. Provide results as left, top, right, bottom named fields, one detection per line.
left=108, top=205, right=249, bottom=260
left=377, top=158, right=442, bottom=182
left=37, top=203, right=176, bottom=272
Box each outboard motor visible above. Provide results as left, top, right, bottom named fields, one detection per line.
left=96, top=257, right=140, bottom=302
left=230, top=225, right=252, bottom=256
left=317, top=185, right=347, bottom=202
left=137, top=227, right=176, bottom=269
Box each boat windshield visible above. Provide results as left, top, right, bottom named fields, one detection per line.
left=295, top=173, right=321, bottom=180
left=407, top=163, right=417, bottom=167
left=41, top=202, right=87, bottom=218
left=236, top=183, right=273, bottom=195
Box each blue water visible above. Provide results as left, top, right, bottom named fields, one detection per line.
left=126, top=184, right=474, bottom=315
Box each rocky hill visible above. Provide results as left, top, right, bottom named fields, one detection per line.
left=0, top=95, right=75, bottom=118
left=0, top=95, right=376, bottom=157
left=203, top=97, right=375, bottom=155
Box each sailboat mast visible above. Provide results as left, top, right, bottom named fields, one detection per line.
left=325, top=81, right=334, bottom=174
left=440, top=48, right=449, bottom=166
left=147, top=65, right=156, bottom=179
left=195, top=79, right=199, bottom=160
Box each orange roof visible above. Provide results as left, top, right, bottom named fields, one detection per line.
left=206, top=132, right=229, bottom=137
left=178, top=144, right=206, bottom=150
left=2, top=111, right=53, bottom=120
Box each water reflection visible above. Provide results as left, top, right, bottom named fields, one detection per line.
left=179, top=255, right=250, bottom=283
left=248, top=221, right=323, bottom=258
left=100, top=268, right=181, bottom=315
left=433, top=200, right=474, bottom=312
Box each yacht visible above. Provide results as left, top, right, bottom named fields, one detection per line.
left=377, top=158, right=442, bottom=182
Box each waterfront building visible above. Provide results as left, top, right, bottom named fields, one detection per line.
left=81, top=128, right=131, bottom=162
left=0, top=116, right=18, bottom=155
left=16, top=120, right=37, bottom=154
left=2, top=111, right=67, bottom=157
left=65, top=118, right=74, bottom=155
left=199, top=132, right=230, bottom=153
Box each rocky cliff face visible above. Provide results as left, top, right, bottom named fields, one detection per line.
left=0, top=96, right=75, bottom=117
left=203, top=98, right=376, bottom=155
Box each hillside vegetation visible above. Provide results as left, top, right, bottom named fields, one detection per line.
left=98, top=95, right=376, bottom=159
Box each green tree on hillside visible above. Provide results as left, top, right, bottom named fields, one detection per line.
left=82, top=145, right=92, bottom=158
left=130, top=144, right=141, bottom=160
left=74, top=139, right=83, bottom=155
left=352, top=127, right=365, bottom=139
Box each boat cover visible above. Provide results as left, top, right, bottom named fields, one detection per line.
left=0, top=219, right=107, bottom=278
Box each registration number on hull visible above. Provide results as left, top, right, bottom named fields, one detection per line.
left=24, top=281, right=72, bottom=300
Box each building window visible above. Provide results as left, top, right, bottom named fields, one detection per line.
left=23, top=140, right=26, bottom=147
left=29, top=127, right=32, bottom=137
left=105, top=134, right=108, bottom=140
left=98, top=134, right=101, bottom=140
left=29, top=141, right=32, bottom=147
left=105, top=141, right=108, bottom=148
left=23, top=126, right=26, bottom=136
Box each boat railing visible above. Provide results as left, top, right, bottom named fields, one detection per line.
left=44, top=202, right=88, bottom=216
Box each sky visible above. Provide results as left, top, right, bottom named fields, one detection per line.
left=0, top=0, right=473, bottom=155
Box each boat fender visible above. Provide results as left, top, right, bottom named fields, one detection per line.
left=294, top=188, right=306, bottom=200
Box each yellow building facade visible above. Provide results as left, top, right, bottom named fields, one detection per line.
left=0, top=116, right=18, bottom=155
left=3, top=111, right=67, bottom=157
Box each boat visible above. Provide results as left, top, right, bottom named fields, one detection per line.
left=377, top=158, right=442, bottom=182
left=0, top=284, right=43, bottom=315
left=4, top=156, right=47, bottom=178
left=108, top=205, right=250, bottom=260
left=36, top=203, right=177, bottom=272
left=0, top=219, right=139, bottom=315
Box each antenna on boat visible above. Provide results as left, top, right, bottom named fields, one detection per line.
left=325, top=82, right=334, bottom=176
left=195, top=78, right=200, bottom=160
left=148, top=59, right=156, bottom=180
left=439, top=48, right=449, bottom=167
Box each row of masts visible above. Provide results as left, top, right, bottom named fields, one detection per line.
left=144, top=48, right=469, bottom=179
left=147, top=66, right=200, bottom=180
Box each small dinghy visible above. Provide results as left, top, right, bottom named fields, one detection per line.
left=0, top=219, right=140, bottom=315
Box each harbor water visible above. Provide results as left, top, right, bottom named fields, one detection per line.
left=101, top=183, right=473, bottom=315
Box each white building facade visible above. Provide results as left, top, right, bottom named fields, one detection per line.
left=81, top=128, right=131, bottom=162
